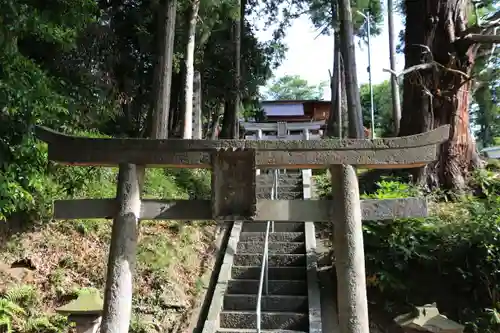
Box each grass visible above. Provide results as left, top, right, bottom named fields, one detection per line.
left=0, top=167, right=216, bottom=333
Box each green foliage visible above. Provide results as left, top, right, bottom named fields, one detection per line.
left=361, top=178, right=421, bottom=199
left=306, top=0, right=384, bottom=38
left=0, top=292, right=67, bottom=333
left=0, top=0, right=104, bottom=221
left=471, top=52, right=500, bottom=148
left=4, top=285, right=39, bottom=311
left=21, top=315, right=66, bottom=333
left=0, top=299, right=25, bottom=333
left=314, top=171, right=500, bottom=332
left=359, top=80, right=403, bottom=137
left=0, top=0, right=285, bottom=221
left=264, top=75, right=326, bottom=100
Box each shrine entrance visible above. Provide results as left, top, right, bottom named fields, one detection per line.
left=35, top=124, right=449, bottom=333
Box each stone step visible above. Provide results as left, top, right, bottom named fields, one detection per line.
left=220, top=311, right=308, bottom=330
left=256, top=186, right=302, bottom=194
left=241, top=222, right=304, bottom=233
left=239, top=232, right=304, bottom=242
left=256, top=174, right=302, bottom=181
left=256, top=192, right=303, bottom=200
left=227, top=279, right=306, bottom=296
left=224, top=294, right=308, bottom=312
left=237, top=241, right=305, bottom=254
left=234, top=254, right=306, bottom=267
left=231, top=266, right=306, bottom=281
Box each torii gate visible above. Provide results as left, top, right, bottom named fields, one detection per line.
left=35, top=124, right=449, bottom=333
left=241, top=120, right=324, bottom=196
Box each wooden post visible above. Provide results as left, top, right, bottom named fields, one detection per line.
left=330, top=164, right=370, bottom=333
left=100, top=163, right=141, bottom=333
left=256, top=129, right=263, bottom=176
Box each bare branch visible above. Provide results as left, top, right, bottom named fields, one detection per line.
left=461, top=33, right=500, bottom=44
left=383, top=62, right=470, bottom=80
left=383, top=63, right=434, bottom=78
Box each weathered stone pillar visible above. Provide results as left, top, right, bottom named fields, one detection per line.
left=330, top=165, right=369, bottom=333
left=302, top=128, right=310, bottom=140
left=100, top=163, right=141, bottom=333
left=72, top=315, right=102, bottom=333
left=302, top=128, right=312, bottom=198
left=256, top=129, right=263, bottom=176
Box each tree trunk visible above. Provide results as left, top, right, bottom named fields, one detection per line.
left=400, top=0, right=480, bottom=190
left=338, top=0, right=365, bottom=139
left=182, top=0, right=200, bottom=139
left=387, top=0, right=402, bottom=135
left=340, top=55, right=348, bottom=138
left=138, top=0, right=177, bottom=194
left=219, top=99, right=234, bottom=139
left=327, top=31, right=342, bottom=138
left=150, top=0, right=177, bottom=139
left=219, top=0, right=242, bottom=140
left=233, top=0, right=242, bottom=139
left=210, top=103, right=224, bottom=139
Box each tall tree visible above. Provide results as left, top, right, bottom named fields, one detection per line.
left=399, top=0, right=500, bottom=190
left=387, top=0, right=402, bottom=135
left=151, top=0, right=177, bottom=139
left=220, top=0, right=244, bottom=139
left=264, top=75, right=327, bottom=100
left=304, top=0, right=384, bottom=138
left=182, top=0, right=201, bottom=139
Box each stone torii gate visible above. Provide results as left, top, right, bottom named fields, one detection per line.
left=35, top=124, right=450, bottom=333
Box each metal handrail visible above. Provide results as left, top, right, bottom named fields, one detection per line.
left=256, top=169, right=278, bottom=332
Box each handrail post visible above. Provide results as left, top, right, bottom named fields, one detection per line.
left=256, top=169, right=279, bottom=333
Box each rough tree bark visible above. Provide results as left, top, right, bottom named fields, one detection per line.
left=219, top=0, right=242, bottom=139
left=151, top=0, right=177, bottom=139
left=182, top=0, right=201, bottom=139
left=400, top=0, right=497, bottom=190
left=338, top=0, right=365, bottom=139
left=387, top=0, right=401, bottom=135
left=326, top=32, right=342, bottom=138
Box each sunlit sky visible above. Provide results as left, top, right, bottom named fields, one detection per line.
left=252, top=10, right=406, bottom=100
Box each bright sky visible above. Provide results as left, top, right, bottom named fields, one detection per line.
left=253, top=11, right=406, bottom=100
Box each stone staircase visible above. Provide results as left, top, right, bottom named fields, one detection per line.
left=203, top=170, right=322, bottom=332
left=217, top=221, right=309, bottom=331
left=256, top=170, right=304, bottom=200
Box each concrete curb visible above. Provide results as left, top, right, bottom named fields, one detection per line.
left=187, top=222, right=233, bottom=333
left=302, top=169, right=312, bottom=200
left=202, top=221, right=243, bottom=333
left=303, top=169, right=323, bottom=333
left=305, top=221, right=323, bottom=333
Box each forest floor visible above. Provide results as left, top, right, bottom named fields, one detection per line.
left=0, top=219, right=218, bottom=332
left=0, top=168, right=218, bottom=333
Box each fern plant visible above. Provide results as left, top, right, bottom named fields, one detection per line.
left=0, top=298, right=25, bottom=333
left=22, top=316, right=59, bottom=333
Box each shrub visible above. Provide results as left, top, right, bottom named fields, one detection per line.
left=313, top=171, right=500, bottom=332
